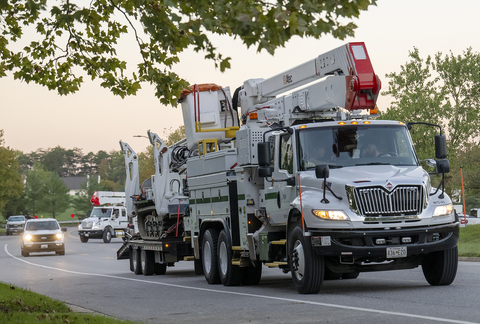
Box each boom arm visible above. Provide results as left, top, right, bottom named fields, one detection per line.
left=240, top=42, right=381, bottom=114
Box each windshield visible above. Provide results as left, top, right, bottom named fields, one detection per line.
left=9, top=216, right=25, bottom=222
left=26, top=221, right=60, bottom=231
left=90, top=208, right=112, bottom=218
left=298, top=124, right=417, bottom=170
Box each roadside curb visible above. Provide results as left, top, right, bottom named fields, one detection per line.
left=66, top=303, right=114, bottom=318
left=459, top=257, right=480, bottom=262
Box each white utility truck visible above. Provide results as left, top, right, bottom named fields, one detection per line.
left=117, top=42, right=459, bottom=294
left=78, top=191, right=128, bottom=243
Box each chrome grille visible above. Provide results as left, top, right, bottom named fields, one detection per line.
left=30, top=234, right=57, bottom=242
left=354, top=185, right=424, bottom=217
left=81, top=220, right=94, bottom=229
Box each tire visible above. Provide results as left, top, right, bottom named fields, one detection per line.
left=155, top=263, right=167, bottom=275
left=21, top=248, right=29, bottom=257
left=132, top=248, right=142, bottom=275
left=288, top=225, right=324, bottom=294
left=141, top=249, right=155, bottom=276
left=422, top=246, right=458, bottom=286
left=57, top=246, right=65, bottom=256
left=202, top=228, right=221, bottom=284
left=242, top=260, right=262, bottom=286
left=218, top=230, right=242, bottom=286
left=103, top=228, right=112, bottom=243
left=129, top=247, right=134, bottom=272
left=80, top=235, right=88, bottom=243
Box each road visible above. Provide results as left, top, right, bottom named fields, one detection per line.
left=1, top=228, right=479, bottom=324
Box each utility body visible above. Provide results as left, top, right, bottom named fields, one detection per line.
left=117, top=42, right=459, bottom=293
left=78, top=191, right=128, bottom=243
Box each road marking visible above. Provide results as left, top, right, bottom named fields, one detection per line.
left=4, top=244, right=478, bottom=324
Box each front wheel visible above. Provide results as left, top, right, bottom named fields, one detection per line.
left=79, top=235, right=88, bottom=243
left=202, top=229, right=220, bottom=284
left=218, top=230, right=242, bottom=286
left=422, top=246, right=458, bottom=286
left=103, top=228, right=112, bottom=243
left=288, top=225, right=323, bottom=294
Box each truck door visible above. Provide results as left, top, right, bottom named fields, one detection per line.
left=265, top=132, right=297, bottom=225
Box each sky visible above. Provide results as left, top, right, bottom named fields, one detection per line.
left=1, top=0, right=480, bottom=155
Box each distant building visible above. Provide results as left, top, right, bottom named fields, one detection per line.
left=61, top=175, right=101, bottom=196
left=61, top=176, right=87, bottom=196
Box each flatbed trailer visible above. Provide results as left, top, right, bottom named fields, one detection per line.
left=117, top=237, right=200, bottom=275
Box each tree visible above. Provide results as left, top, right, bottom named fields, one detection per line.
left=0, top=130, right=24, bottom=219
left=24, top=162, right=49, bottom=217
left=38, top=172, right=70, bottom=219
left=379, top=48, right=444, bottom=160
left=380, top=47, right=480, bottom=158
left=381, top=47, right=480, bottom=197
left=0, top=0, right=376, bottom=106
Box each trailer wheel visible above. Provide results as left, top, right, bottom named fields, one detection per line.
left=218, top=230, right=242, bottom=286
left=129, top=247, right=134, bottom=272
left=103, top=227, right=112, bottom=243
left=422, top=246, right=458, bottom=286
left=79, top=235, right=88, bottom=243
left=155, top=263, right=167, bottom=275
left=202, top=228, right=221, bottom=284
left=288, top=225, right=324, bottom=294
left=132, top=248, right=142, bottom=275
left=242, top=260, right=262, bottom=286
left=141, top=249, right=155, bottom=276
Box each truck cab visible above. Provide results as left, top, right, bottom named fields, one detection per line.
left=78, top=191, right=128, bottom=243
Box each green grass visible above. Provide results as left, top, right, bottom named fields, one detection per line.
left=458, top=224, right=480, bottom=257
left=0, top=283, right=140, bottom=324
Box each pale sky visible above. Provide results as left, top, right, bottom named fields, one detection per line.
left=1, top=0, right=479, bottom=155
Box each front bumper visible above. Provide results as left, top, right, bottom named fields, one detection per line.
left=22, top=243, right=64, bottom=253
left=78, top=229, right=103, bottom=238
left=6, top=227, right=24, bottom=234
left=309, top=221, right=459, bottom=261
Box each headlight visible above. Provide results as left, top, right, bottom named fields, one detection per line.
left=78, top=224, right=82, bottom=230
left=433, top=204, right=453, bottom=217
left=312, top=210, right=350, bottom=221
left=24, top=234, right=32, bottom=241
left=55, top=233, right=64, bottom=240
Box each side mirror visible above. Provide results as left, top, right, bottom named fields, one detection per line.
left=62, top=228, right=67, bottom=232
left=315, top=164, right=330, bottom=179
left=257, top=142, right=271, bottom=167
left=436, top=159, right=450, bottom=174
left=435, top=134, right=447, bottom=159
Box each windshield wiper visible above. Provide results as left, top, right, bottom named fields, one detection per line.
left=355, top=162, right=390, bottom=166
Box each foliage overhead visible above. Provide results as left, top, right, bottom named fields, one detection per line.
left=0, top=0, right=377, bottom=106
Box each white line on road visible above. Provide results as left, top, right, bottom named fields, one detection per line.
left=4, top=244, right=478, bottom=324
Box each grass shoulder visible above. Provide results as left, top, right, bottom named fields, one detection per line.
left=458, top=224, right=480, bottom=257
left=0, top=283, right=140, bottom=324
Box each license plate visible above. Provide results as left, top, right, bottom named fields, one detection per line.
left=387, top=246, right=407, bottom=258
left=41, top=245, right=48, bottom=249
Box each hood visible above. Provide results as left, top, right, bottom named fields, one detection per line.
left=302, top=165, right=428, bottom=194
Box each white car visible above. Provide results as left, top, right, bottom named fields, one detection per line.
left=6, top=215, right=26, bottom=235
left=21, top=219, right=67, bottom=257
